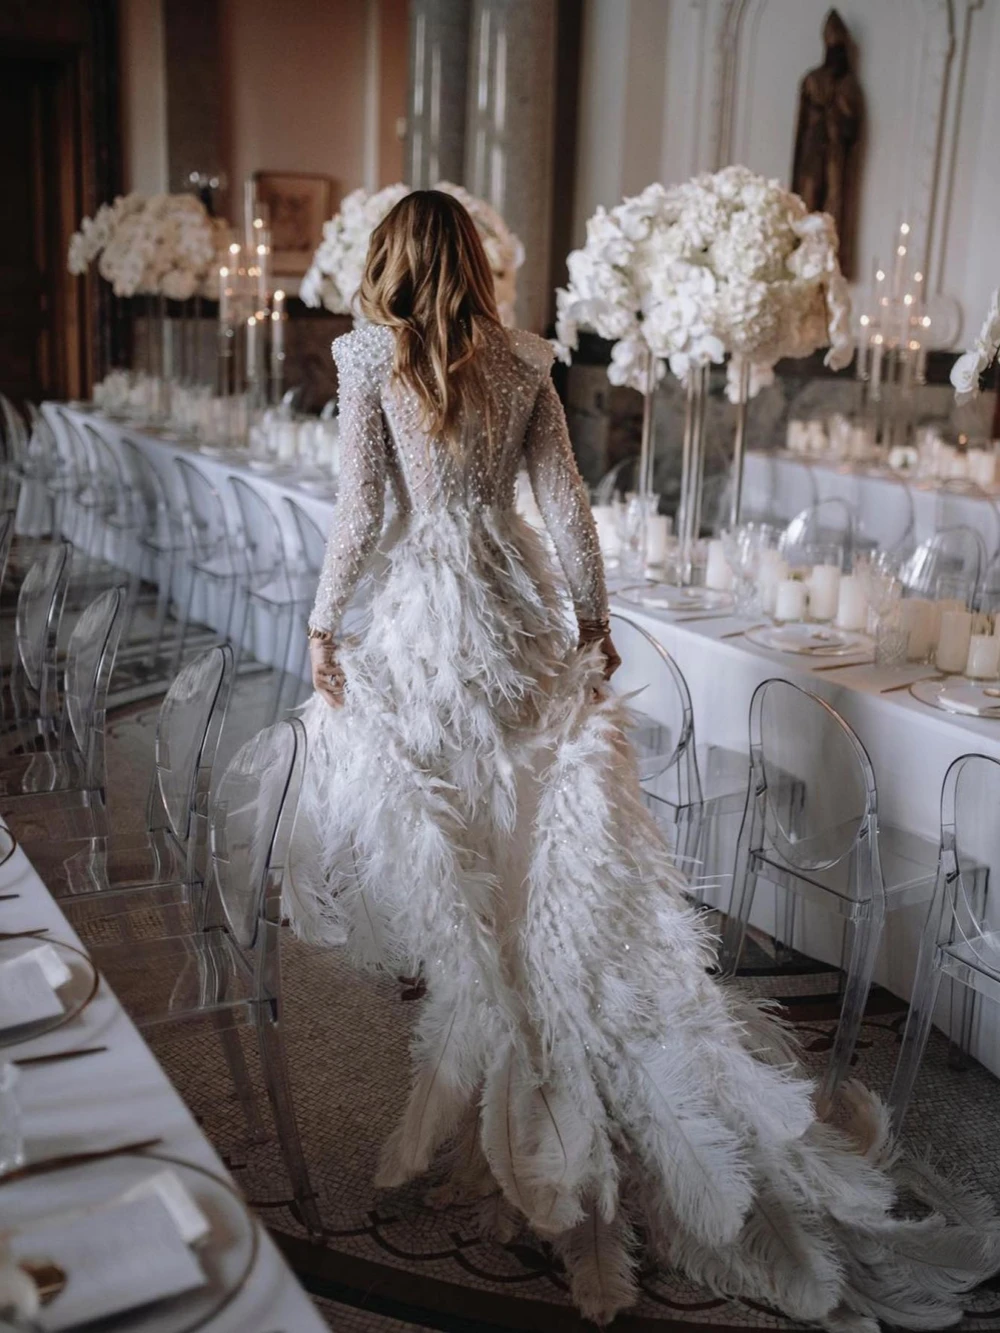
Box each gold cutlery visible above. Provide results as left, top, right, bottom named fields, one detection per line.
left=0, top=893, right=20, bottom=902
left=881, top=674, right=945, bottom=694
left=810, top=658, right=874, bottom=672
left=720, top=623, right=767, bottom=640
left=674, top=612, right=733, bottom=624
left=14, top=1046, right=108, bottom=1069
left=0, top=1137, right=164, bottom=1185
left=0, top=928, right=49, bottom=941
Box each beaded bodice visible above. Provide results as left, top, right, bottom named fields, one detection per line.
left=309, top=321, right=608, bottom=634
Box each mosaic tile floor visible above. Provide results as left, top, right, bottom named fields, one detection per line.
left=10, top=668, right=1000, bottom=1332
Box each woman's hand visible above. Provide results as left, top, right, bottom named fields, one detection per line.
left=309, top=635, right=346, bottom=708
left=578, top=619, right=621, bottom=682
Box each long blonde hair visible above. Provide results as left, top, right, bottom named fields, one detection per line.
left=358, top=190, right=501, bottom=447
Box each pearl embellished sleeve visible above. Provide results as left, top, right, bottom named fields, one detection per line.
left=524, top=376, right=608, bottom=626
left=308, top=336, right=388, bottom=633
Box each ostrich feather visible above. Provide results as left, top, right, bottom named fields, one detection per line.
left=550, top=1206, right=638, bottom=1328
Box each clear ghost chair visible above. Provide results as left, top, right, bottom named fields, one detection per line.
left=52, top=409, right=118, bottom=594
left=779, top=497, right=856, bottom=568
left=1, top=542, right=71, bottom=748
left=0, top=394, right=30, bottom=510
left=888, top=753, right=1000, bottom=1133
left=172, top=457, right=242, bottom=671
left=25, top=645, right=233, bottom=919
left=228, top=478, right=315, bottom=716
left=609, top=613, right=749, bottom=893
left=89, top=717, right=322, bottom=1234
left=82, top=423, right=141, bottom=572
left=0, top=586, right=125, bottom=830
left=594, top=457, right=639, bottom=506
left=901, top=526, right=986, bottom=606
left=856, top=476, right=915, bottom=556
left=119, top=437, right=189, bottom=669
left=721, top=678, right=940, bottom=1108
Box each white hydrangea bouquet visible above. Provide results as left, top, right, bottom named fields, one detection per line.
left=300, top=182, right=524, bottom=325
left=950, top=287, right=1000, bottom=403
left=554, top=165, right=853, bottom=402
left=68, top=192, right=224, bottom=299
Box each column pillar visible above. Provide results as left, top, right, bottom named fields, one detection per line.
left=406, top=0, right=471, bottom=187
left=465, top=0, right=557, bottom=332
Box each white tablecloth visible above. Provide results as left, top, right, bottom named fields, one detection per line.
left=0, top=842, right=326, bottom=1332
left=743, top=451, right=1000, bottom=556
left=610, top=594, right=1000, bottom=1079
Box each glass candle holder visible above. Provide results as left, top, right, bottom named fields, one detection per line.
left=0, top=1063, right=24, bottom=1174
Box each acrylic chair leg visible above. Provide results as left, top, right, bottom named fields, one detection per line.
left=888, top=968, right=944, bottom=1136
left=229, top=587, right=251, bottom=678
left=255, top=1007, right=323, bottom=1235
left=817, top=907, right=884, bottom=1113
left=171, top=563, right=197, bottom=677
left=947, top=981, right=977, bottom=1071
left=149, top=550, right=175, bottom=669
left=214, top=1014, right=268, bottom=1144
left=720, top=804, right=761, bottom=975
left=268, top=605, right=291, bottom=725
left=773, top=886, right=797, bottom=965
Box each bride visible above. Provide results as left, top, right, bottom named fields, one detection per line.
left=288, top=190, right=999, bottom=1328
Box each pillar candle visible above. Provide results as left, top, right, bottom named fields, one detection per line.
left=835, top=575, right=868, bottom=631
left=645, top=514, right=670, bottom=566
left=774, top=579, right=808, bottom=623
left=808, top=564, right=841, bottom=622
left=705, top=539, right=734, bottom=591
left=900, top=597, right=936, bottom=662
left=965, top=634, right=1000, bottom=680
left=936, top=610, right=973, bottom=674
left=758, top=553, right=789, bottom=615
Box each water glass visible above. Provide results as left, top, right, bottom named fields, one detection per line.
left=874, top=603, right=908, bottom=668
left=0, top=1064, right=24, bottom=1175
left=619, top=495, right=648, bottom=580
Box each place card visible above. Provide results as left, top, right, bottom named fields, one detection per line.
left=10, top=1194, right=206, bottom=1330
left=120, top=1169, right=211, bottom=1246
left=0, top=948, right=70, bottom=1031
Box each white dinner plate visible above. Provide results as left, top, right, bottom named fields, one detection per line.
left=745, top=622, right=870, bottom=657
left=910, top=676, right=1000, bottom=719
left=0, top=938, right=98, bottom=1048
left=617, top=584, right=734, bottom=614
left=1, top=1152, right=257, bottom=1333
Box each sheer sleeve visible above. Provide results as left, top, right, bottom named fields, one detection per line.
left=524, top=375, right=609, bottom=626
left=308, top=333, right=388, bottom=634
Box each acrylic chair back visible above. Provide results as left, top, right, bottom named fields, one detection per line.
left=61, top=586, right=126, bottom=789
left=608, top=612, right=699, bottom=795
left=0, top=395, right=28, bottom=469
left=780, top=497, right=856, bottom=568
left=0, top=511, right=15, bottom=609
left=901, top=526, right=986, bottom=605
left=14, top=542, right=71, bottom=719
left=283, top=497, right=326, bottom=573
left=749, top=678, right=876, bottom=882
left=174, top=457, right=230, bottom=563
left=208, top=717, right=306, bottom=960
left=888, top=752, right=1000, bottom=1130
left=228, top=476, right=286, bottom=581
left=150, top=645, right=234, bottom=882
left=119, top=437, right=174, bottom=550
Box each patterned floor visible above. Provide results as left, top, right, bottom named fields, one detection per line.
left=11, top=669, right=1000, bottom=1332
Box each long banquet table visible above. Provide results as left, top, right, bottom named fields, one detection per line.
left=743, top=449, right=1000, bottom=554
left=0, top=838, right=327, bottom=1331
left=37, top=407, right=1000, bottom=1082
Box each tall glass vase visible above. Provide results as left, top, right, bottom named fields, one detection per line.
left=728, top=357, right=751, bottom=528
left=677, top=362, right=710, bottom=583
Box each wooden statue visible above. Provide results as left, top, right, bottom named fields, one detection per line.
left=792, top=9, right=863, bottom=277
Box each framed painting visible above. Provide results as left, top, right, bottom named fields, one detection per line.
left=253, top=172, right=334, bottom=276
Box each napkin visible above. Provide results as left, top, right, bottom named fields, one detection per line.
left=0, top=947, right=70, bottom=1030
left=9, top=1193, right=206, bottom=1330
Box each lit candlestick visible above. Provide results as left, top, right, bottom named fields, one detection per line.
left=270, top=289, right=286, bottom=404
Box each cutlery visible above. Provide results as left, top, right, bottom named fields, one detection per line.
left=0, top=928, right=49, bottom=941
left=0, top=1137, right=164, bottom=1185
left=674, top=612, right=732, bottom=624
left=881, top=673, right=945, bottom=694
left=14, top=1046, right=108, bottom=1069
left=721, top=623, right=767, bottom=640
left=810, top=658, right=874, bottom=672
left=0, top=894, right=19, bottom=902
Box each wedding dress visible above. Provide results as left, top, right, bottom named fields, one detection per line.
left=287, top=320, right=1000, bottom=1329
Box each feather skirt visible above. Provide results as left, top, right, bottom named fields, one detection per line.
left=286, top=509, right=1000, bottom=1329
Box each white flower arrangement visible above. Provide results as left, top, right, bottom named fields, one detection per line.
left=554, top=166, right=854, bottom=401
left=68, top=193, right=224, bottom=300
left=950, top=287, right=1000, bottom=403
left=300, top=182, right=525, bottom=326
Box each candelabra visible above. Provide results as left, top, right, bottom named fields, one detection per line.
left=855, top=220, right=933, bottom=455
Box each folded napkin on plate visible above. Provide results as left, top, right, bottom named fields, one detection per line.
left=9, top=1174, right=209, bottom=1330
left=0, top=947, right=71, bottom=1030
